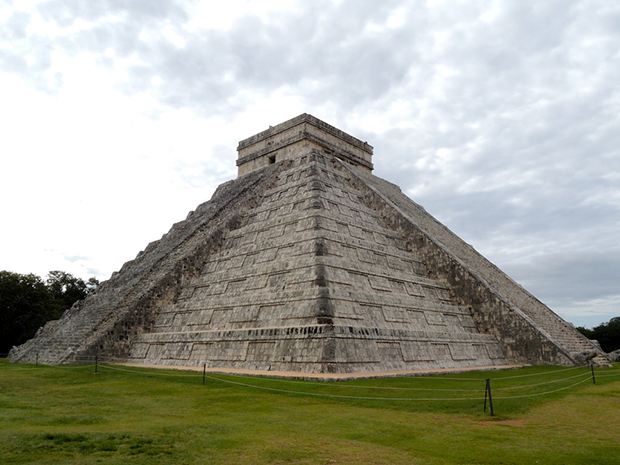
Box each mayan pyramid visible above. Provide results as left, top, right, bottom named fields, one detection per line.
left=10, top=114, right=608, bottom=374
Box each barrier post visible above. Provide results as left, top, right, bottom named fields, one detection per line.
left=484, top=379, right=494, bottom=416
left=36, top=353, right=38, bottom=367
left=203, top=364, right=206, bottom=385
left=591, top=364, right=596, bottom=385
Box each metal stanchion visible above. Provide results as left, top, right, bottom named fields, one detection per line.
left=483, top=379, right=494, bottom=416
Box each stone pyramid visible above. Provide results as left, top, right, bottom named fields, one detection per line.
left=10, top=114, right=608, bottom=374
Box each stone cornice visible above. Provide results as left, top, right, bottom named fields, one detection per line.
left=237, top=113, right=373, bottom=155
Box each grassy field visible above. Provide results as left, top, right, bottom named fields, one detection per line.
left=1, top=359, right=619, bottom=464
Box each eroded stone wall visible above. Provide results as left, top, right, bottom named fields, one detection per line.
left=123, top=151, right=510, bottom=373
left=347, top=160, right=605, bottom=365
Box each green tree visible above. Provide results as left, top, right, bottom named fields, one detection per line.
left=591, top=317, right=620, bottom=353
left=86, top=277, right=100, bottom=294
left=0, top=270, right=99, bottom=355
left=576, top=317, right=620, bottom=353
left=46, top=270, right=89, bottom=312
left=0, top=272, right=57, bottom=354
left=575, top=326, right=594, bottom=339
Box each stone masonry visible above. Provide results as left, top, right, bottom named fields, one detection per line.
left=10, top=114, right=609, bottom=374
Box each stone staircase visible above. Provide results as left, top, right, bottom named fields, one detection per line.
left=9, top=165, right=283, bottom=365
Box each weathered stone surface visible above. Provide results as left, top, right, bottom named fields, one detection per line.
left=10, top=114, right=609, bottom=373
left=237, top=113, right=373, bottom=176
left=608, top=350, right=620, bottom=362
left=572, top=351, right=598, bottom=364
left=9, top=164, right=284, bottom=365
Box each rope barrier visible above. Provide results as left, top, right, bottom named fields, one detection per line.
left=37, top=363, right=96, bottom=369
left=39, top=360, right=610, bottom=388
left=194, top=370, right=589, bottom=393
left=211, top=372, right=485, bottom=392
left=221, top=367, right=595, bottom=392
left=100, top=364, right=201, bottom=377
left=202, top=370, right=602, bottom=402
left=491, top=371, right=592, bottom=391
left=595, top=372, right=620, bottom=378
left=424, top=365, right=609, bottom=381
left=203, top=374, right=486, bottom=402
left=490, top=365, right=584, bottom=380
left=23, top=359, right=618, bottom=407
left=492, top=376, right=594, bottom=400
left=404, top=376, right=484, bottom=381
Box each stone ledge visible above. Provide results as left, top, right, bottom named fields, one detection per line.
left=237, top=114, right=373, bottom=154
left=111, top=361, right=524, bottom=381
left=133, top=325, right=500, bottom=343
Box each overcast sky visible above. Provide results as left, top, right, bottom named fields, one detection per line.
left=1, top=0, right=618, bottom=328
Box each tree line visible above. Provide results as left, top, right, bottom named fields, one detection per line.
left=0, top=270, right=99, bottom=355
left=576, top=318, right=620, bottom=354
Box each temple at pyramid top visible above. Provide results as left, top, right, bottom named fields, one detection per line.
left=236, top=113, right=374, bottom=176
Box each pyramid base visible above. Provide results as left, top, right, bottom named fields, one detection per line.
left=111, top=361, right=526, bottom=381
left=123, top=324, right=511, bottom=374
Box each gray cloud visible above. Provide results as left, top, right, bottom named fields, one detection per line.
left=0, top=10, right=62, bottom=92
left=36, top=0, right=188, bottom=26
left=1, top=0, right=618, bottom=326
left=503, top=250, right=620, bottom=327
left=7, top=0, right=422, bottom=113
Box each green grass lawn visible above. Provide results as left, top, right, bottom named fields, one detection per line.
left=1, top=359, right=619, bottom=464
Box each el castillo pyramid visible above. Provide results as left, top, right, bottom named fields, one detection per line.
left=10, top=114, right=609, bottom=375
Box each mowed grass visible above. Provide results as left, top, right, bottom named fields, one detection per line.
left=1, top=359, right=619, bottom=464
